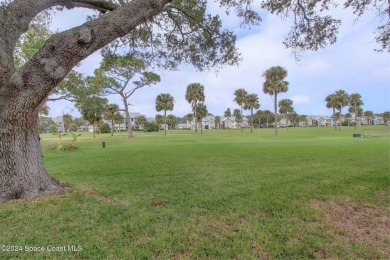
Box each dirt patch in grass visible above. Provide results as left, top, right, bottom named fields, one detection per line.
left=377, top=191, right=389, bottom=203
left=150, top=197, right=169, bottom=206
left=312, top=199, right=390, bottom=257
left=171, top=251, right=193, bottom=259
left=76, top=185, right=130, bottom=207
left=251, top=243, right=270, bottom=259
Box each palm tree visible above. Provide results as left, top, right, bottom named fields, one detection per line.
left=185, top=113, right=194, bottom=128
left=348, top=93, right=363, bottom=130
left=383, top=112, right=390, bottom=123
left=255, top=110, right=263, bottom=128
left=195, top=102, right=208, bottom=134
left=299, top=114, right=307, bottom=127
left=62, top=114, right=73, bottom=132
left=244, top=94, right=260, bottom=133
left=278, top=99, right=294, bottom=130
left=224, top=108, right=232, bottom=118
left=103, top=103, right=119, bottom=136
left=325, top=93, right=338, bottom=130
left=233, top=88, right=248, bottom=132
left=166, top=114, right=177, bottom=130
left=262, top=66, right=289, bottom=136
left=335, top=90, right=349, bottom=131
left=113, top=112, right=124, bottom=132
left=155, top=93, right=175, bottom=136
left=136, top=115, right=147, bottom=130
left=233, top=109, right=242, bottom=129
left=155, top=114, right=163, bottom=131
left=76, top=96, right=108, bottom=138
left=185, top=83, right=205, bottom=134
left=289, top=112, right=299, bottom=127
left=344, top=113, right=352, bottom=127
left=364, top=110, right=374, bottom=125
left=214, top=116, right=221, bottom=129
left=263, top=110, right=271, bottom=128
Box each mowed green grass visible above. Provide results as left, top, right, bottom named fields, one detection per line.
left=1, top=126, right=389, bottom=259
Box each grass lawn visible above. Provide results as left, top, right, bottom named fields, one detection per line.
left=0, top=126, right=389, bottom=259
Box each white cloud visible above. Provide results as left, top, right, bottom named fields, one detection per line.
left=291, top=95, right=311, bottom=105
left=305, top=59, right=333, bottom=78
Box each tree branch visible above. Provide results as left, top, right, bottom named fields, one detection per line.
left=296, top=0, right=312, bottom=27
left=9, top=0, right=172, bottom=112
left=167, top=5, right=213, bottom=38
left=0, top=0, right=119, bottom=68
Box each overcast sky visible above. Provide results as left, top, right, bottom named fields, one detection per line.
left=47, top=3, right=389, bottom=118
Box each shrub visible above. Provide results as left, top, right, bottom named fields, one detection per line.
left=100, top=123, right=111, bottom=133
left=49, top=124, right=58, bottom=133
left=143, top=122, right=159, bottom=132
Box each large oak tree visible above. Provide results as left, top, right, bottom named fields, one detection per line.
left=0, top=0, right=387, bottom=203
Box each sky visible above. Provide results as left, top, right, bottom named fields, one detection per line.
left=47, top=2, right=390, bottom=119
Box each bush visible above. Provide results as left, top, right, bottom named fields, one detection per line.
left=100, top=123, right=111, bottom=133
left=143, top=122, right=159, bottom=132
left=49, top=124, right=58, bottom=133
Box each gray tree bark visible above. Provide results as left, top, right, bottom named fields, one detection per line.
left=122, top=96, right=133, bottom=138
left=0, top=0, right=171, bottom=203
left=0, top=101, right=65, bottom=203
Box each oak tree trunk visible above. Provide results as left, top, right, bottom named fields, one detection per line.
left=0, top=0, right=171, bottom=203
left=0, top=100, right=64, bottom=203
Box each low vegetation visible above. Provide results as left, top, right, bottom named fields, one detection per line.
left=0, top=126, right=388, bottom=259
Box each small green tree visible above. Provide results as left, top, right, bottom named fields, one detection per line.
left=299, top=115, right=307, bottom=127
left=325, top=93, right=338, bottom=130
left=167, top=114, right=177, bottom=130
left=69, top=124, right=78, bottom=132
left=244, top=93, right=260, bottom=133
left=344, top=113, right=352, bottom=127
left=185, top=83, right=205, bottom=134
left=136, top=115, right=147, bottom=130
left=349, top=93, right=363, bottom=129
left=155, top=114, right=164, bottom=131
left=143, top=122, right=160, bottom=132
left=234, top=88, right=248, bottom=132
left=278, top=99, right=294, bottom=130
left=113, top=113, right=124, bottom=132
left=215, top=116, right=221, bottom=129
left=335, top=90, right=349, bottom=131
left=185, top=113, right=194, bottom=128
left=196, top=103, right=208, bottom=134
left=155, top=93, right=175, bottom=135
left=233, top=109, right=242, bottom=130
left=363, top=110, right=374, bottom=125
left=290, top=112, right=299, bottom=127
left=76, top=96, right=108, bottom=139
left=49, top=124, right=58, bottom=134
left=263, top=110, right=272, bottom=128
left=263, top=66, right=289, bottom=136
left=100, top=123, right=111, bottom=134
left=103, top=104, right=120, bottom=136
left=224, top=108, right=232, bottom=118
left=62, top=114, right=73, bottom=133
